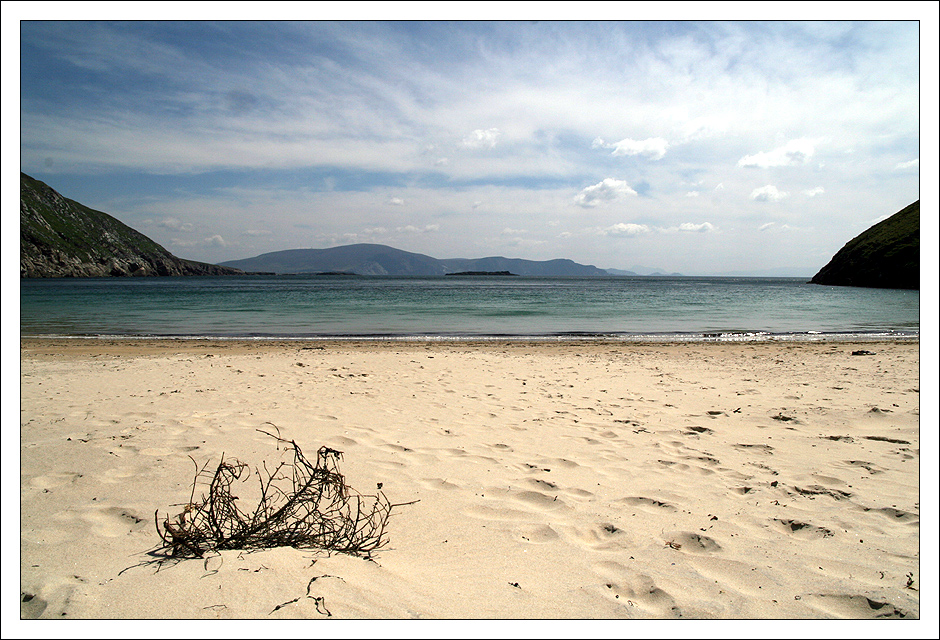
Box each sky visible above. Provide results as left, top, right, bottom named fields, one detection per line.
left=6, top=6, right=937, bottom=276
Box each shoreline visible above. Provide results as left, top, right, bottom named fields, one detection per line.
left=18, top=337, right=925, bottom=619
left=19, top=332, right=921, bottom=348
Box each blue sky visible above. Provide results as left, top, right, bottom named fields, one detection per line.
left=7, top=7, right=936, bottom=275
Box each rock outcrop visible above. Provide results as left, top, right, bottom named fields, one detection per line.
left=810, top=201, right=919, bottom=290
left=20, top=173, right=243, bottom=278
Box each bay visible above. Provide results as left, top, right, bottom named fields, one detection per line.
left=19, top=275, right=919, bottom=341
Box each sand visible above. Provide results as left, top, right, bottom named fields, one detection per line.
left=12, top=337, right=931, bottom=625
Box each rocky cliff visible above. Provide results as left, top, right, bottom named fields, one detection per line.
left=20, top=173, right=243, bottom=278
left=810, top=201, right=919, bottom=290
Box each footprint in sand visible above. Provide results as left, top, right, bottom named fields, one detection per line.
left=654, top=459, right=715, bottom=476
left=733, top=443, right=775, bottom=454
left=559, top=523, right=630, bottom=551
left=100, top=466, right=144, bottom=484
left=462, top=504, right=532, bottom=521
left=507, top=489, right=569, bottom=510
left=80, top=506, right=148, bottom=537
left=591, top=561, right=681, bottom=617
left=773, top=518, right=834, bottom=539
left=415, top=477, right=461, bottom=491
left=861, top=506, right=918, bottom=524
left=512, top=523, right=560, bottom=544
left=520, top=477, right=594, bottom=501
left=29, top=471, right=82, bottom=491
left=139, top=447, right=176, bottom=457
left=684, top=426, right=713, bottom=436
left=843, top=460, right=885, bottom=475
left=619, top=496, right=677, bottom=512
left=328, top=435, right=359, bottom=448
left=662, top=531, right=722, bottom=554
left=800, top=593, right=913, bottom=619
left=20, top=591, right=48, bottom=619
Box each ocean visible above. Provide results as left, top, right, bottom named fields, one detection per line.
left=19, top=275, right=919, bottom=342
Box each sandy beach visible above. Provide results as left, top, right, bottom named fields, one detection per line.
left=15, top=337, right=926, bottom=622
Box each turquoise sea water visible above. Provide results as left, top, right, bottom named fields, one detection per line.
left=19, top=275, right=919, bottom=341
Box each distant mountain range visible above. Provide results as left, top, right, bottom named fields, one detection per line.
left=26, top=171, right=914, bottom=285
left=219, top=244, right=613, bottom=277
left=20, top=173, right=243, bottom=277
left=810, top=200, right=919, bottom=290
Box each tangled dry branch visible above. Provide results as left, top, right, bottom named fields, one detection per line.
left=156, top=433, right=394, bottom=559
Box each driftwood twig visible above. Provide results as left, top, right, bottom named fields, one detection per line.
left=156, top=435, right=392, bottom=559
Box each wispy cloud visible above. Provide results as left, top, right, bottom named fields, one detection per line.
left=593, top=136, right=669, bottom=160
left=14, top=19, right=924, bottom=275
left=397, top=224, right=440, bottom=234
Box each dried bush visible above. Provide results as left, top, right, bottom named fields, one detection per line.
left=156, top=433, right=393, bottom=559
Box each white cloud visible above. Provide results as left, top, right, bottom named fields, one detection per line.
left=678, top=222, right=716, bottom=233
left=574, top=178, right=637, bottom=208
left=750, top=185, right=788, bottom=202
left=157, top=217, right=193, bottom=232
left=501, top=228, right=527, bottom=235
left=737, top=138, right=816, bottom=168
left=802, top=186, right=825, bottom=197
left=594, top=136, right=669, bottom=160
left=894, top=158, right=919, bottom=170
left=461, top=128, right=501, bottom=149
left=604, top=223, right=650, bottom=236
left=685, top=191, right=700, bottom=198
left=171, top=234, right=228, bottom=248
left=388, top=197, right=405, bottom=206
left=242, top=229, right=271, bottom=236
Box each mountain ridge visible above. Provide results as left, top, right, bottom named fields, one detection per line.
left=219, top=243, right=612, bottom=277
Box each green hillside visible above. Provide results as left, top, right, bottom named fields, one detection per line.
left=20, top=173, right=242, bottom=277
left=810, top=201, right=919, bottom=290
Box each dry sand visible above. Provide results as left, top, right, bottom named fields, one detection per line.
left=12, top=338, right=932, bottom=625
